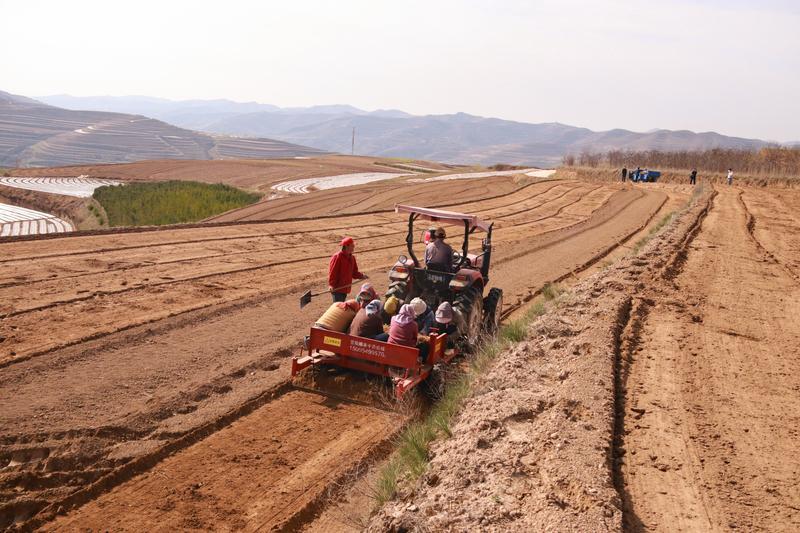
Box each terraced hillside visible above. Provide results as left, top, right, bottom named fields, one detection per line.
left=0, top=171, right=690, bottom=529
left=0, top=90, right=325, bottom=167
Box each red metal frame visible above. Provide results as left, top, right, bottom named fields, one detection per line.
left=291, top=327, right=456, bottom=398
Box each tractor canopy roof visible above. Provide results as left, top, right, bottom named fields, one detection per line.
left=394, top=204, right=491, bottom=232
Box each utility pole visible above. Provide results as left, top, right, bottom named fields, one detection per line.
left=351, top=126, right=355, bottom=156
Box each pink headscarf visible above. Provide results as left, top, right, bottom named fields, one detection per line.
left=393, top=303, right=416, bottom=325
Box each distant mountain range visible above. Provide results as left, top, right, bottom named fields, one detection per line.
left=0, top=91, right=325, bottom=168
left=39, top=94, right=774, bottom=168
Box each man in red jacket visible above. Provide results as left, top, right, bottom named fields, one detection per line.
left=328, top=236, right=367, bottom=302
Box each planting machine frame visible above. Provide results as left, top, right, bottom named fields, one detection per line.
left=292, top=328, right=455, bottom=399
left=292, top=204, right=502, bottom=399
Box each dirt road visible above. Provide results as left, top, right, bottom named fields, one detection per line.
left=0, top=176, right=679, bottom=528
left=620, top=187, right=800, bottom=531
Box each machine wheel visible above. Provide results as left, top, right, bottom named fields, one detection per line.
left=482, top=287, right=503, bottom=335
left=454, top=286, right=483, bottom=353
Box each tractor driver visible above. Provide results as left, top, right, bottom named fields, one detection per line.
left=424, top=226, right=454, bottom=272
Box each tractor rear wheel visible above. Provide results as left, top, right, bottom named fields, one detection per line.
left=454, top=286, right=483, bottom=353
left=482, top=287, right=503, bottom=335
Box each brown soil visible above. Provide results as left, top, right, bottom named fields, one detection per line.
left=619, top=188, right=800, bottom=532
left=0, top=171, right=678, bottom=529
left=43, top=390, right=402, bottom=532
left=8, top=155, right=453, bottom=193
left=205, top=174, right=524, bottom=222
left=368, top=185, right=800, bottom=532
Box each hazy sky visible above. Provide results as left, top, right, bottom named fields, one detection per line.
left=3, top=0, right=799, bottom=141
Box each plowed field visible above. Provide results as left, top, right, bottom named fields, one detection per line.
left=0, top=175, right=686, bottom=529
left=620, top=187, right=800, bottom=532
left=365, top=185, right=800, bottom=533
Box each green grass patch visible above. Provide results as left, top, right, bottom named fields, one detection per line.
left=632, top=211, right=676, bottom=255
left=373, top=289, right=556, bottom=506
left=93, top=181, right=261, bottom=227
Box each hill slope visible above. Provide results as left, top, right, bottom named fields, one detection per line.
left=0, top=91, right=325, bottom=167
left=40, top=94, right=770, bottom=167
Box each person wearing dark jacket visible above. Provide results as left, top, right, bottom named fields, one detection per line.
left=349, top=299, right=384, bottom=339
left=621, top=167, right=628, bottom=182
left=422, top=302, right=457, bottom=337
left=410, top=298, right=434, bottom=332
left=690, top=168, right=697, bottom=185
left=328, top=236, right=366, bottom=302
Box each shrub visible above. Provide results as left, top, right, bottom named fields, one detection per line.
left=93, top=181, right=261, bottom=227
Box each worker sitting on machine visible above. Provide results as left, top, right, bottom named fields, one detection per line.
left=355, top=282, right=377, bottom=308
left=410, top=297, right=434, bottom=333
left=423, top=302, right=457, bottom=338
left=424, top=226, right=454, bottom=272
left=348, top=299, right=384, bottom=339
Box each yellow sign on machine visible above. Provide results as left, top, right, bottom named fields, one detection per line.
left=323, top=336, right=342, bottom=347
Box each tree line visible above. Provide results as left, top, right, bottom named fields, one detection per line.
left=562, top=147, right=800, bottom=176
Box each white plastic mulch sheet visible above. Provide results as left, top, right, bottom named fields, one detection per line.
left=525, top=169, right=557, bottom=178
left=270, top=168, right=556, bottom=195
left=271, top=172, right=412, bottom=194
left=0, top=176, right=121, bottom=198
left=0, top=203, right=74, bottom=237
left=407, top=168, right=555, bottom=183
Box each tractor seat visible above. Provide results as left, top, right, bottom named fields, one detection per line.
left=425, top=262, right=452, bottom=273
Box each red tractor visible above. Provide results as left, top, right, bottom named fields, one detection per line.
left=291, top=205, right=501, bottom=399
left=385, top=205, right=502, bottom=351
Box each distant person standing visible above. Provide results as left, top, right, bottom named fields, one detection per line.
left=690, top=168, right=697, bottom=185
left=328, top=236, right=366, bottom=302
left=642, top=168, right=649, bottom=182
left=621, top=167, right=628, bottom=182
left=633, top=167, right=641, bottom=182
left=727, top=168, right=734, bottom=186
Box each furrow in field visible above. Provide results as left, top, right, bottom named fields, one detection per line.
left=0, top=184, right=601, bottom=362
left=1, top=181, right=667, bottom=529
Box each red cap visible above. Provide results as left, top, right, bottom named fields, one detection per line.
left=340, top=236, right=354, bottom=246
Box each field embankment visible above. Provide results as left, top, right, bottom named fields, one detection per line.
left=0, top=185, right=83, bottom=225
left=367, top=187, right=714, bottom=531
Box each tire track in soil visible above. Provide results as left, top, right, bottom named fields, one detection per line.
left=499, top=190, right=666, bottom=320
left=738, top=189, right=800, bottom=285
left=612, top=190, right=716, bottom=532
left=1, top=182, right=662, bottom=529
left=615, top=188, right=800, bottom=532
